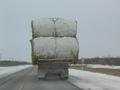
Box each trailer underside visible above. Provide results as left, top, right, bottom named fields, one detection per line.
left=37, top=61, right=69, bottom=80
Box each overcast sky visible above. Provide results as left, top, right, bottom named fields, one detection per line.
left=0, top=0, right=120, bottom=62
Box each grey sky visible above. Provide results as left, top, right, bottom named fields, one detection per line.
left=0, top=0, right=120, bottom=62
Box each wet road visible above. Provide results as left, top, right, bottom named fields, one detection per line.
left=0, top=67, right=81, bottom=90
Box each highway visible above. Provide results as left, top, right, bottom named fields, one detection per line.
left=0, top=67, right=82, bottom=90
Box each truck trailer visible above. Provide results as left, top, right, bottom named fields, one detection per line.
left=31, top=18, right=79, bottom=79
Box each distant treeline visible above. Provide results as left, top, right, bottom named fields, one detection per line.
left=79, top=57, right=120, bottom=65
left=0, top=60, right=31, bottom=66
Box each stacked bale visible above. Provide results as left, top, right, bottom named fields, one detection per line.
left=32, top=18, right=77, bottom=37
left=31, top=18, right=79, bottom=65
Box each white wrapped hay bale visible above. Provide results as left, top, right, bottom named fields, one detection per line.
left=32, top=18, right=55, bottom=38
left=56, top=37, right=79, bottom=59
left=55, top=18, right=77, bottom=37
left=33, top=37, right=79, bottom=60
left=32, top=18, right=77, bottom=37
left=33, top=37, right=55, bottom=59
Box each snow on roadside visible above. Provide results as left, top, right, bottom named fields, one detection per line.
left=69, top=69, right=120, bottom=90
left=87, top=64, right=120, bottom=69
left=0, top=65, right=32, bottom=78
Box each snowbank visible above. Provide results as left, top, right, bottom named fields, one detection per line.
left=87, top=64, right=120, bottom=69
left=0, top=65, right=32, bottom=78
left=69, top=69, right=120, bottom=90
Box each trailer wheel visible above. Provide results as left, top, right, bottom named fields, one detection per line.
left=60, top=76, right=68, bottom=80
left=60, top=69, right=69, bottom=80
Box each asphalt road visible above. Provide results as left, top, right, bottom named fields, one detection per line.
left=0, top=67, right=82, bottom=90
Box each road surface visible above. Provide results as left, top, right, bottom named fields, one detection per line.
left=0, top=67, right=82, bottom=90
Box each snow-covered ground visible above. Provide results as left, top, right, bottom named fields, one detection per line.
left=0, top=65, right=120, bottom=90
left=69, top=69, right=120, bottom=90
left=86, top=64, right=120, bottom=69
left=0, top=65, right=32, bottom=78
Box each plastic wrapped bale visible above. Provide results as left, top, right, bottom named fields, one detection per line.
left=55, top=18, right=77, bottom=37
left=33, top=37, right=79, bottom=60
left=56, top=37, right=79, bottom=59
left=33, top=37, right=55, bottom=59
left=31, top=18, right=55, bottom=38
left=31, top=18, right=77, bottom=37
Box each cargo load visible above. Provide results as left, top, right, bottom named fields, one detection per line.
left=33, top=37, right=55, bottom=59
left=31, top=17, right=79, bottom=79
left=33, top=37, right=79, bottom=59
left=31, top=18, right=55, bottom=38
left=31, top=18, right=77, bottom=38
left=55, top=37, right=79, bottom=59
left=55, top=18, right=77, bottom=37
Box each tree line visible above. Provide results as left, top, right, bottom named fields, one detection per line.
left=0, top=60, right=31, bottom=66
left=79, top=57, right=120, bottom=65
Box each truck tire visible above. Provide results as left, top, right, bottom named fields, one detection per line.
left=60, top=69, right=68, bottom=80
left=60, top=76, right=68, bottom=80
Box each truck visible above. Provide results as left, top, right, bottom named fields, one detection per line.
left=31, top=18, right=79, bottom=79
